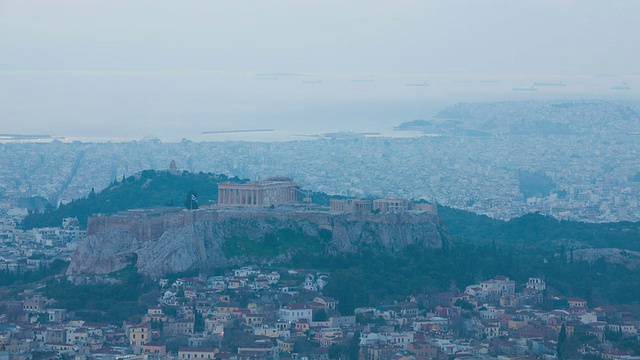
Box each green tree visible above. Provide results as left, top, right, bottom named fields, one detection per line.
left=349, top=331, right=361, bottom=360
left=454, top=298, right=474, bottom=310
left=328, top=344, right=342, bottom=359
left=194, top=305, right=204, bottom=332
left=313, top=309, right=328, bottom=322
left=557, top=323, right=567, bottom=359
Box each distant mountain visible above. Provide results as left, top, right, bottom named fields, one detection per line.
left=396, top=100, right=640, bottom=136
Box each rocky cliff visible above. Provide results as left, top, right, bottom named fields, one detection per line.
left=67, top=208, right=450, bottom=279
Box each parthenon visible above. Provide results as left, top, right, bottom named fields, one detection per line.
left=217, top=177, right=299, bottom=207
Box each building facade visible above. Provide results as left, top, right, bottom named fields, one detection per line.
left=218, top=178, right=298, bottom=207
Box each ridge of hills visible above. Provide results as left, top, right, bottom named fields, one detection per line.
left=22, top=168, right=640, bottom=254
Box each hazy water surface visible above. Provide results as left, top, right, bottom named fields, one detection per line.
left=0, top=71, right=637, bottom=142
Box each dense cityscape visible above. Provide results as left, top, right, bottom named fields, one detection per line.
left=3, top=0, right=640, bottom=359
left=2, top=258, right=640, bottom=360
left=2, top=100, right=640, bottom=223
left=0, top=99, right=639, bottom=359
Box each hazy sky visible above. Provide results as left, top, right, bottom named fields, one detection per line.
left=2, top=0, right=639, bottom=75
left=1, top=1, right=639, bottom=141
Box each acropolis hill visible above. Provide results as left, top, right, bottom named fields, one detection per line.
left=69, top=178, right=447, bottom=279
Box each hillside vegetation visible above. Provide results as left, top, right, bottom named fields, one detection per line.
left=438, top=206, right=640, bottom=251
left=21, top=170, right=237, bottom=229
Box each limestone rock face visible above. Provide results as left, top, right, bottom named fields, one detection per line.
left=66, top=227, right=140, bottom=276
left=330, top=213, right=444, bottom=252
left=135, top=224, right=215, bottom=279
left=67, top=209, right=450, bottom=279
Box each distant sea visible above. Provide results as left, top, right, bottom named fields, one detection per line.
left=0, top=70, right=637, bottom=142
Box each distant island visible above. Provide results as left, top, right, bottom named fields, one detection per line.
left=350, top=79, right=375, bottom=83
left=253, top=72, right=308, bottom=77
left=0, top=133, right=54, bottom=140
left=201, top=129, right=275, bottom=134
left=533, top=81, right=566, bottom=87
left=611, top=82, right=632, bottom=90
left=512, top=86, right=538, bottom=91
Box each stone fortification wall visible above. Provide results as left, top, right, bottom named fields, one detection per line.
left=87, top=208, right=219, bottom=242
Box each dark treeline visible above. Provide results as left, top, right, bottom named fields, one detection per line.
left=41, top=266, right=157, bottom=324
left=302, top=242, right=640, bottom=315
left=0, top=259, right=69, bottom=287
left=439, top=206, right=640, bottom=251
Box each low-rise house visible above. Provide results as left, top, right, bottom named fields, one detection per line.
left=166, top=319, right=194, bottom=336
left=45, top=327, right=66, bottom=344
left=330, top=316, right=356, bottom=328
left=479, top=305, right=505, bottom=320
left=90, top=347, right=122, bottom=360
left=294, top=319, right=310, bottom=333
left=313, top=296, right=338, bottom=311
left=66, top=327, right=88, bottom=345
left=586, top=327, right=605, bottom=341
left=234, top=267, right=258, bottom=278
left=277, top=339, right=295, bottom=354
left=204, top=319, right=225, bottom=336
left=266, top=272, right=280, bottom=284
left=253, top=326, right=279, bottom=338
left=217, top=304, right=239, bottom=314
left=45, top=342, right=74, bottom=354
left=601, top=348, right=633, bottom=360
left=479, top=320, right=503, bottom=340
left=47, top=309, right=68, bottom=323
left=398, top=302, right=419, bottom=317
left=384, top=332, right=414, bottom=350
left=128, top=322, right=150, bottom=352
left=184, top=287, right=197, bottom=299
left=244, top=314, right=266, bottom=326
left=22, top=296, right=48, bottom=314
left=237, top=340, right=278, bottom=358
left=567, top=297, right=587, bottom=309
left=143, top=341, right=166, bottom=357
left=579, top=312, right=598, bottom=324
left=33, top=327, right=47, bottom=342
left=279, top=303, right=312, bottom=323
left=363, top=344, right=396, bottom=360
left=407, top=341, right=438, bottom=360
left=178, top=347, right=219, bottom=360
